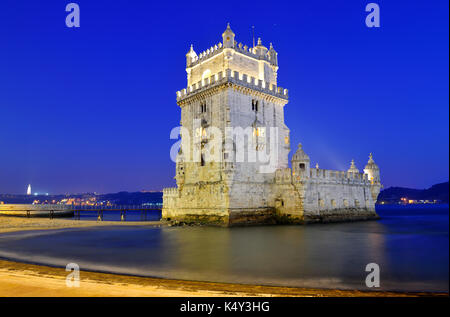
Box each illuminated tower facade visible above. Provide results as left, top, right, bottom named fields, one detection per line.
left=163, top=24, right=381, bottom=226
left=163, top=24, right=290, bottom=225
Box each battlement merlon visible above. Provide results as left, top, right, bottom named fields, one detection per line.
left=276, top=167, right=372, bottom=185
left=186, top=41, right=277, bottom=69
left=176, top=69, right=288, bottom=104
left=163, top=187, right=178, bottom=196
left=185, top=24, right=279, bottom=87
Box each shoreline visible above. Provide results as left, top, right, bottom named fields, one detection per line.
left=0, top=216, right=447, bottom=297
left=0, top=259, right=446, bottom=297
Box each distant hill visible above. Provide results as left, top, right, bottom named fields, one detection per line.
left=98, top=191, right=162, bottom=205
left=378, top=182, right=449, bottom=204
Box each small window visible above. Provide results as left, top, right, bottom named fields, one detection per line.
left=319, top=199, right=325, bottom=207
left=331, top=199, right=336, bottom=207
left=200, top=102, right=207, bottom=113
left=251, top=99, right=258, bottom=112
left=299, top=163, right=305, bottom=170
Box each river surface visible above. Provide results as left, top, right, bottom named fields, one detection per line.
left=0, top=204, right=448, bottom=292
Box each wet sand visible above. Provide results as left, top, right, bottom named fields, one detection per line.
left=2, top=259, right=445, bottom=297
left=0, top=216, right=446, bottom=297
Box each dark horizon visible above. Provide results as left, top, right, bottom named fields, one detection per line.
left=1, top=0, right=448, bottom=194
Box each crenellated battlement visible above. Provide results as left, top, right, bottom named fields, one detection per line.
left=233, top=41, right=274, bottom=64
left=276, top=167, right=370, bottom=185
left=188, top=42, right=224, bottom=67
left=176, top=69, right=288, bottom=102
left=188, top=40, right=276, bottom=68
left=163, top=187, right=178, bottom=196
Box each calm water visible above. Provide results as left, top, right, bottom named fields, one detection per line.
left=0, top=204, right=448, bottom=292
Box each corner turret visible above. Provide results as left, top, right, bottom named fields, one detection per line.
left=363, top=153, right=380, bottom=183
left=363, top=153, right=381, bottom=202
left=254, top=37, right=268, bottom=57
left=222, top=23, right=235, bottom=48
left=291, top=143, right=310, bottom=177
left=186, top=44, right=197, bottom=68
left=347, top=159, right=359, bottom=174
left=268, top=43, right=278, bottom=66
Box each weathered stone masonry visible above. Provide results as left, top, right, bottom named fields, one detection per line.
left=162, top=24, right=381, bottom=226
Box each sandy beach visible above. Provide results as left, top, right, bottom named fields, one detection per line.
left=0, top=216, right=447, bottom=297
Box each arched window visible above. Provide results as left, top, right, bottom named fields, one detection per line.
left=202, top=69, right=211, bottom=82
left=299, top=163, right=305, bottom=170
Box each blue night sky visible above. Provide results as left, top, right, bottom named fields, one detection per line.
left=0, top=0, right=448, bottom=194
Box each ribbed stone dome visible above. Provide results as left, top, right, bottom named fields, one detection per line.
left=364, top=153, right=379, bottom=171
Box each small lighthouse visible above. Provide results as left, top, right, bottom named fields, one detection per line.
left=27, top=184, right=32, bottom=195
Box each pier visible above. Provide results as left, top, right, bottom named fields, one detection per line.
left=0, top=204, right=162, bottom=222
left=71, top=204, right=162, bottom=222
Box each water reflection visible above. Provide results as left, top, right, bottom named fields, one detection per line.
left=0, top=205, right=447, bottom=292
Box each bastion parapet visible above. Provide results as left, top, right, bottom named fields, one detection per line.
left=176, top=69, right=288, bottom=103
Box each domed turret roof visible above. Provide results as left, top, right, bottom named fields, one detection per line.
left=222, top=23, right=235, bottom=37
left=254, top=37, right=268, bottom=56
left=292, top=143, right=310, bottom=162
left=186, top=44, right=196, bottom=57
left=347, top=159, right=359, bottom=173
left=364, top=153, right=379, bottom=171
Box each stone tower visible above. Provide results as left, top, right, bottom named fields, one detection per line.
left=163, top=24, right=381, bottom=226
left=163, top=24, right=290, bottom=225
